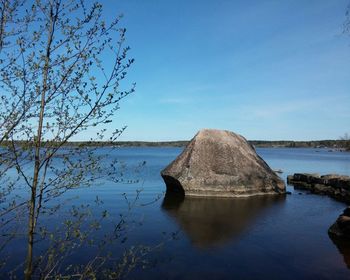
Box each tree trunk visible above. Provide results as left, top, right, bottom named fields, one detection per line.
left=24, top=3, right=56, bottom=278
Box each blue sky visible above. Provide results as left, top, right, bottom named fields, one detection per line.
left=98, top=0, right=350, bottom=141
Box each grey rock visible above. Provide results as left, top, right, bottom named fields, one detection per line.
left=313, top=184, right=334, bottom=195
left=161, top=129, right=285, bottom=197
left=286, top=175, right=294, bottom=184
left=293, top=173, right=320, bottom=183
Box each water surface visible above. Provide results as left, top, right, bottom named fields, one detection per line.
left=1, top=147, right=350, bottom=279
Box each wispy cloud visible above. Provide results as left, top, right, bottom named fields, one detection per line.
left=235, top=94, right=350, bottom=120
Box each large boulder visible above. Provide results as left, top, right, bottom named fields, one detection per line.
left=161, top=129, right=285, bottom=197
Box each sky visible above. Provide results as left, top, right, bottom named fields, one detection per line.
left=97, top=0, right=350, bottom=141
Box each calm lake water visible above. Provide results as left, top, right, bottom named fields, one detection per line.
left=2, top=147, right=350, bottom=279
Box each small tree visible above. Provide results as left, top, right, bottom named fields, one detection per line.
left=344, top=3, right=350, bottom=35
left=0, top=0, right=136, bottom=278
left=340, top=6, right=350, bottom=151
left=340, top=133, right=350, bottom=151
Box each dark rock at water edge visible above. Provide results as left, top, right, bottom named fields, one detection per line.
left=161, top=129, right=285, bottom=198
left=329, top=207, right=350, bottom=239
left=328, top=208, right=350, bottom=267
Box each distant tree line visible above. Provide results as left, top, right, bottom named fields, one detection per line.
left=1, top=139, right=348, bottom=149
left=250, top=140, right=348, bottom=149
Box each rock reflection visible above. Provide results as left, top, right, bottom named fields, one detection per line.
left=329, top=235, right=350, bottom=269
left=162, top=193, right=285, bottom=248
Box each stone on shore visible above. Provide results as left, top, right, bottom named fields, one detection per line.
left=161, top=129, right=285, bottom=197
left=329, top=207, right=350, bottom=238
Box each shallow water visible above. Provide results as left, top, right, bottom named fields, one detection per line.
left=1, top=147, right=350, bottom=279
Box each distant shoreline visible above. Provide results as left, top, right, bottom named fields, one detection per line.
left=1, top=140, right=349, bottom=150
left=111, top=140, right=349, bottom=150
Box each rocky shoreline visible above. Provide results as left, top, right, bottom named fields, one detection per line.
left=287, top=173, right=350, bottom=203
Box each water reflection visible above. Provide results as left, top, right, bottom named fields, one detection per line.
left=162, top=193, right=286, bottom=248
left=329, top=235, right=350, bottom=269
